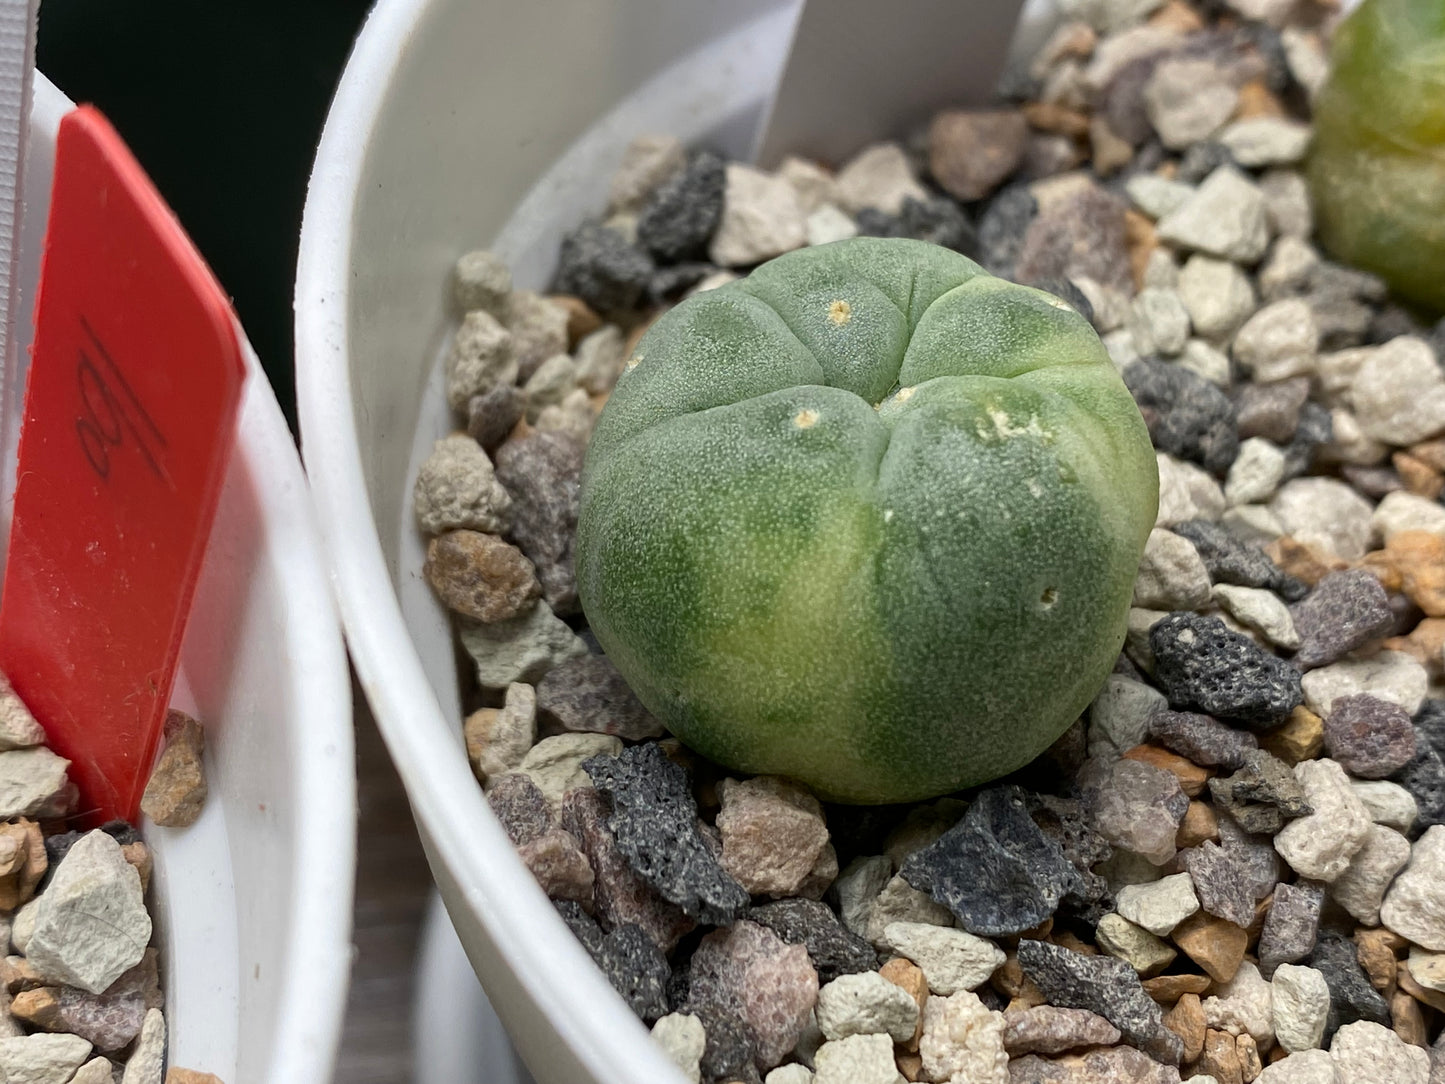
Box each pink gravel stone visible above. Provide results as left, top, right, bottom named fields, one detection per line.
left=717, top=776, right=831, bottom=898
left=561, top=787, right=694, bottom=950
left=687, top=920, right=820, bottom=1073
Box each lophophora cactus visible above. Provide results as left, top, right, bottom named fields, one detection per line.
left=577, top=238, right=1158, bottom=803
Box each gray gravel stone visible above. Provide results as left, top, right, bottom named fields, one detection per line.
left=1233, top=299, right=1319, bottom=383
left=1171, top=519, right=1304, bottom=599
left=1126, top=173, right=1195, bottom=220
left=1177, top=255, right=1257, bottom=342
left=1259, top=169, right=1312, bottom=239
left=1219, top=117, right=1312, bottom=167
left=1015, top=181, right=1132, bottom=295
left=1236, top=378, right=1309, bottom=444
left=1323, top=695, right=1417, bottom=779
left=1144, top=57, right=1239, bottom=150
left=747, top=898, right=876, bottom=985
left=900, top=786, right=1078, bottom=937
left=467, top=385, right=527, bottom=452
left=536, top=654, right=662, bottom=741
left=414, top=434, right=512, bottom=536
left=1017, top=939, right=1183, bottom=1064
left=453, top=249, right=511, bottom=316
left=494, top=430, right=585, bottom=614
left=25, top=832, right=149, bottom=995
left=597, top=922, right=672, bottom=1022
left=1208, top=748, right=1312, bottom=835
left=1269, top=478, right=1374, bottom=562
left=1332, top=823, right=1411, bottom=926
left=975, top=184, right=1037, bottom=279
left=459, top=603, right=588, bottom=689
left=1127, top=288, right=1191, bottom=357
left=1149, top=709, right=1259, bottom=770
left=445, top=310, right=517, bottom=411
left=1133, top=529, right=1211, bottom=611
left=1259, top=881, right=1323, bottom=977
left=1157, top=166, right=1270, bottom=263
left=1182, top=841, right=1258, bottom=927
left=1087, top=758, right=1188, bottom=865
left=1275, top=759, right=1372, bottom=883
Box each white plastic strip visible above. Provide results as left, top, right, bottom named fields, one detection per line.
left=755, top=0, right=1025, bottom=167
left=0, top=0, right=34, bottom=384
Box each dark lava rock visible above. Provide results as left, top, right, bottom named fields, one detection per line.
left=1148, top=709, right=1259, bottom=770
left=486, top=772, right=554, bottom=846
left=561, top=786, right=696, bottom=952
left=858, top=195, right=977, bottom=255
left=1181, top=841, right=1257, bottom=928
left=552, top=223, right=654, bottom=314
left=637, top=150, right=726, bottom=262
left=494, top=429, right=585, bottom=615
left=1367, top=304, right=1425, bottom=346
left=1150, top=612, right=1303, bottom=727
left=584, top=743, right=749, bottom=926
left=1124, top=359, right=1239, bottom=474
left=1207, top=748, right=1311, bottom=834
left=976, top=183, right=1037, bottom=279
left=747, top=898, right=877, bottom=983
left=1416, top=700, right=1445, bottom=754
left=1305, top=263, right=1387, bottom=351
left=1323, top=694, right=1418, bottom=779
left=1026, top=792, right=1113, bottom=912
left=696, top=1011, right=762, bottom=1084
left=1017, top=939, right=1183, bottom=1064
left=1392, top=733, right=1445, bottom=834
left=1281, top=401, right=1333, bottom=480
left=467, top=384, right=527, bottom=452
left=1177, top=142, right=1237, bottom=185
left=537, top=654, right=662, bottom=741
left=1308, top=930, right=1391, bottom=1041
left=1171, top=519, right=1306, bottom=601
left=596, top=922, right=671, bottom=1022
left=900, top=785, right=1079, bottom=937
left=44, top=821, right=139, bottom=872
left=1257, top=881, right=1323, bottom=978
left=554, top=898, right=607, bottom=959
left=648, top=261, right=716, bottom=302
left=1290, top=570, right=1396, bottom=670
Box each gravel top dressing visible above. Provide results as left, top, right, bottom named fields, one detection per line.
left=413, top=0, right=1445, bottom=1080
left=0, top=677, right=217, bottom=1083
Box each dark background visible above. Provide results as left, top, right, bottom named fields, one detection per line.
left=37, top=1, right=375, bottom=428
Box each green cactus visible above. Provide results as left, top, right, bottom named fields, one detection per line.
left=577, top=238, right=1158, bottom=803
left=1309, top=0, right=1445, bottom=315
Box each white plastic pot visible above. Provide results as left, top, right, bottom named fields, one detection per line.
left=4, top=76, right=355, bottom=1083
left=295, top=3, right=1035, bottom=1081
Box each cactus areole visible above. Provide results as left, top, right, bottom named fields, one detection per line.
left=576, top=239, right=1158, bottom=803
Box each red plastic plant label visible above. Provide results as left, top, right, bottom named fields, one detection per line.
left=0, top=106, right=246, bottom=824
